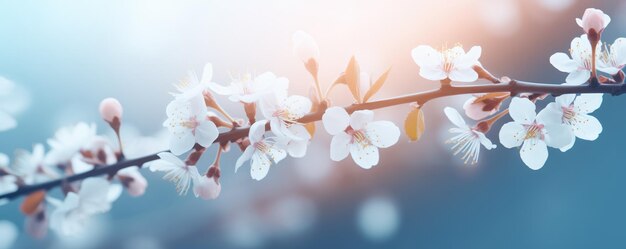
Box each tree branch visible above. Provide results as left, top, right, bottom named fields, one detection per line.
left=2, top=80, right=623, bottom=201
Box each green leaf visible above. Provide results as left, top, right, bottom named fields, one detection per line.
left=362, top=67, right=392, bottom=102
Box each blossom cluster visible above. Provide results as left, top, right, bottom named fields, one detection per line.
left=0, top=7, right=623, bottom=241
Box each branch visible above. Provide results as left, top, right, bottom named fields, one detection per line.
left=2, top=80, right=623, bottom=201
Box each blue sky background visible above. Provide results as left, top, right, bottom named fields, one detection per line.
left=2, top=0, right=626, bottom=248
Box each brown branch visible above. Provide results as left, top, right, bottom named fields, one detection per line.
left=1, top=80, right=623, bottom=201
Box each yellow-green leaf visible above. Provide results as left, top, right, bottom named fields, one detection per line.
left=404, top=106, right=425, bottom=142
left=305, top=122, right=316, bottom=138
left=344, top=56, right=361, bottom=103
left=20, top=191, right=46, bottom=215
left=362, top=67, right=392, bottom=103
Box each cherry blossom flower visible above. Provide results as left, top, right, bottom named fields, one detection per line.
left=549, top=34, right=601, bottom=85
left=49, top=177, right=122, bottom=236
left=208, top=72, right=289, bottom=103
left=173, top=63, right=214, bottom=101
left=322, top=107, right=400, bottom=169
left=576, top=8, right=610, bottom=36
left=146, top=152, right=201, bottom=195
left=411, top=45, right=482, bottom=82
left=538, top=94, right=603, bottom=152
left=12, top=143, right=57, bottom=184
left=499, top=97, right=573, bottom=170
left=44, top=122, right=97, bottom=166
left=276, top=124, right=311, bottom=158
left=463, top=92, right=509, bottom=120
left=259, top=91, right=312, bottom=140
left=443, top=107, right=496, bottom=164
left=235, top=120, right=287, bottom=181
left=117, top=166, right=148, bottom=197
left=598, top=38, right=626, bottom=75
left=163, top=95, right=219, bottom=155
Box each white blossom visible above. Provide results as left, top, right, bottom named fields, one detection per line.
left=147, top=152, right=201, bottom=195
left=12, top=143, right=57, bottom=184
left=538, top=94, right=603, bottom=152
left=550, top=34, right=601, bottom=85
left=235, top=120, right=287, bottom=181
left=163, top=95, right=219, bottom=155
left=208, top=72, right=289, bottom=103
left=443, top=107, right=496, bottom=164
left=259, top=91, right=312, bottom=141
left=322, top=107, right=400, bottom=169
left=173, top=63, right=214, bottom=101
left=49, top=178, right=122, bottom=236
left=45, top=122, right=97, bottom=166
left=0, top=220, right=18, bottom=249
left=598, top=38, right=626, bottom=75
left=411, top=45, right=481, bottom=82
left=499, top=97, right=573, bottom=170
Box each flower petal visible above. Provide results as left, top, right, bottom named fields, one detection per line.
left=249, top=120, right=268, bottom=144
left=322, top=107, right=350, bottom=135
left=555, top=94, right=575, bottom=107
left=574, top=93, right=602, bottom=114
left=0, top=111, right=17, bottom=132
left=200, top=63, right=213, bottom=86
left=565, top=70, right=591, bottom=85
left=350, top=110, right=374, bottom=130
left=251, top=152, right=272, bottom=181
left=349, top=144, right=379, bottom=169
left=520, top=138, right=548, bottom=170
left=509, top=97, right=536, bottom=124
left=365, top=120, right=400, bottom=148
left=419, top=67, right=447, bottom=81
left=549, top=53, right=578, bottom=72
left=285, top=95, right=312, bottom=118
left=544, top=123, right=573, bottom=149
left=195, top=119, right=219, bottom=147
left=169, top=130, right=196, bottom=156
left=411, top=45, right=442, bottom=66
left=499, top=122, right=526, bottom=148
left=536, top=103, right=563, bottom=125
left=330, top=132, right=351, bottom=161
left=235, top=146, right=255, bottom=172
left=448, top=68, right=478, bottom=82
left=571, top=113, right=602, bottom=141
left=444, top=107, right=467, bottom=128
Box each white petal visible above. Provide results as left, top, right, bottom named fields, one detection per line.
left=509, top=97, right=536, bottom=124
left=544, top=123, right=574, bottom=149
left=0, top=111, right=16, bottom=132
left=444, top=107, right=467, bottom=128
left=549, top=53, right=578, bottom=72
left=330, top=132, right=351, bottom=161
left=322, top=107, right=350, bottom=135
left=250, top=152, right=271, bottom=181
left=411, top=45, right=443, bottom=66
left=350, top=110, right=374, bottom=130
left=169, top=130, right=196, bottom=156
left=249, top=120, right=268, bottom=144
left=207, top=82, right=233, bottom=96
left=235, top=146, right=255, bottom=172
left=419, top=67, right=447, bottom=81
left=195, top=119, right=219, bottom=147
left=285, top=95, right=312, bottom=118
left=555, top=94, right=575, bottom=107
left=574, top=93, right=602, bottom=114
left=536, top=103, right=563, bottom=125
left=571, top=113, right=602, bottom=141
left=498, top=122, right=526, bottom=148
left=565, top=70, right=590, bottom=85
left=560, top=133, right=576, bottom=152
left=476, top=132, right=497, bottom=149
left=448, top=68, right=478, bottom=82
left=520, top=139, right=548, bottom=170
left=454, top=46, right=481, bottom=69
left=200, top=63, right=213, bottom=85
left=365, top=121, right=400, bottom=148
left=349, top=144, right=379, bottom=169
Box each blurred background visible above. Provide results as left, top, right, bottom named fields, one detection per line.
left=2, top=0, right=626, bottom=248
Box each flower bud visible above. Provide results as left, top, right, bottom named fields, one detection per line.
left=576, top=8, right=610, bottom=38
left=99, top=98, right=123, bottom=123
left=193, top=173, right=221, bottom=200
left=292, top=31, right=320, bottom=63
left=118, top=167, right=148, bottom=197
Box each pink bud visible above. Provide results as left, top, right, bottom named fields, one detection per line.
left=118, top=167, right=148, bottom=197
left=99, top=98, right=123, bottom=123
left=463, top=93, right=508, bottom=120
left=193, top=175, right=221, bottom=200
left=576, top=8, right=611, bottom=34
